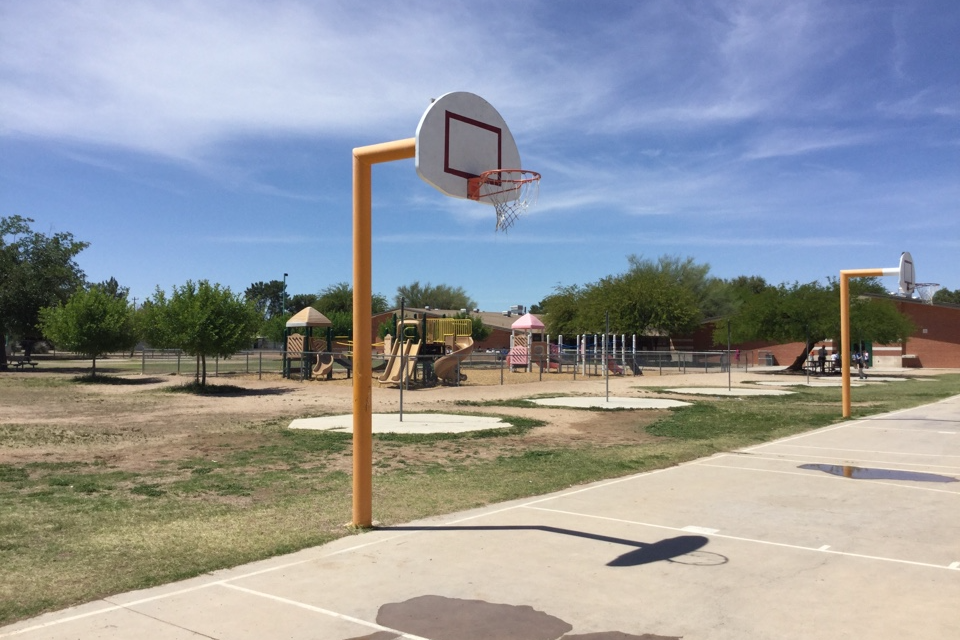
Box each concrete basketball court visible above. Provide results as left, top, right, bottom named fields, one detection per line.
left=3, top=396, right=959, bottom=639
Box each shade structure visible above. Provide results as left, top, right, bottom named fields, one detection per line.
left=510, top=313, right=545, bottom=330
left=285, top=307, right=332, bottom=328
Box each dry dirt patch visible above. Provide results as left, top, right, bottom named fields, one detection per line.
left=0, top=372, right=668, bottom=474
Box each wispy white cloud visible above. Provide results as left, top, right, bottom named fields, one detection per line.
left=740, top=128, right=876, bottom=160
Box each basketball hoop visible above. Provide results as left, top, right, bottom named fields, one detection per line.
left=468, top=169, right=541, bottom=232
left=914, top=283, right=939, bottom=304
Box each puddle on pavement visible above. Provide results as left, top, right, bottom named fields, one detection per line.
left=345, top=595, right=679, bottom=640
left=799, top=464, right=958, bottom=483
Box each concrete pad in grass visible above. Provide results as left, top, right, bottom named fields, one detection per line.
left=530, top=396, right=690, bottom=409
left=288, top=413, right=509, bottom=434
left=665, top=387, right=794, bottom=397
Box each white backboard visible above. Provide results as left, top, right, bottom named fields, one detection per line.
left=899, top=252, right=915, bottom=296
left=415, top=92, right=521, bottom=202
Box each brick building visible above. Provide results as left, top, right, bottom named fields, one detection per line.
left=686, top=296, right=960, bottom=368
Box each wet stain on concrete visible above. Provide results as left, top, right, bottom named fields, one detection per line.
left=799, top=463, right=958, bottom=483
left=344, top=595, right=679, bottom=640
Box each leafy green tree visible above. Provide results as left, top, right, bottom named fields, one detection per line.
left=540, top=261, right=702, bottom=337
left=39, top=285, right=137, bottom=376
left=716, top=277, right=914, bottom=370
left=315, top=282, right=387, bottom=314
left=142, top=280, right=259, bottom=386
left=932, top=288, right=960, bottom=305
left=537, top=285, right=583, bottom=336
left=316, top=282, right=353, bottom=313
left=1, top=216, right=88, bottom=367
left=259, top=313, right=292, bottom=346
left=394, top=281, right=476, bottom=310
left=288, top=293, right=318, bottom=312
left=245, top=280, right=286, bottom=319
left=628, top=254, right=736, bottom=319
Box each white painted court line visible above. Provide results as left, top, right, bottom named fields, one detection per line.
left=846, top=425, right=959, bottom=433
left=524, top=505, right=959, bottom=572
left=708, top=451, right=960, bottom=474
left=759, top=443, right=960, bottom=460
left=219, top=584, right=430, bottom=640
left=694, top=462, right=960, bottom=495
left=739, top=423, right=850, bottom=452
left=742, top=398, right=960, bottom=454
left=682, top=525, right=719, bottom=534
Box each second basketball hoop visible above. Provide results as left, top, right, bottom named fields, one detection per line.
left=468, top=169, right=541, bottom=232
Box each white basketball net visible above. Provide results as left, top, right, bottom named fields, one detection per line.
left=914, top=283, right=939, bottom=303
left=469, top=170, right=541, bottom=233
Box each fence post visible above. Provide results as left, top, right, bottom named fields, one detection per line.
left=259, top=351, right=262, bottom=380
left=141, top=349, right=146, bottom=375
left=177, top=352, right=181, bottom=376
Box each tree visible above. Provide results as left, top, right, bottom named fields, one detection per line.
left=142, top=280, right=259, bottom=386
left=627, top=254, right=737, bottom=319
left=539, top=260, right=703, bottom=337
left=315, top=282, right=388, bottom=315
left=245, top=280, right=286, bottom=319
left=537, top=285, right=583, bottom=336
left=933, top=288, right=960, bottom=305
left=1, top=216, right=88, bottom=367
left=96, top=277, right=129, bottom=300
left=288, top=292, right=318, bottom=312
left=39, top=285, right=137, bottom=376
left=394, top=281, right=476, bottom=310
left=717, top=277, right=914, bottom=371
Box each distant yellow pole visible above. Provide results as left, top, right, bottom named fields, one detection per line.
left=839, top=267, right=895, bottom=418
left=352, top=138, right=415, bottom=528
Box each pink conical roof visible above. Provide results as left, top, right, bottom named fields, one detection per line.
left=511, top=313, right=545, bottom=330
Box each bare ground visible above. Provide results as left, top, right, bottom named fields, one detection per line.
left=3, top=364, right=916, bottom=474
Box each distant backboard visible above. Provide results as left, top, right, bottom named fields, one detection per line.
left=415, top=92, right=521, bottom=203
left=899, top=251, right=915, bottom=296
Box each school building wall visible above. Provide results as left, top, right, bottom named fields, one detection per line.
left=685, top=298, right=960, bottom=369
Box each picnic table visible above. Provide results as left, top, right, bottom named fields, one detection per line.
left=805, top=356, right=839, bottom=374
left=10, top=357, right=38, bottom=370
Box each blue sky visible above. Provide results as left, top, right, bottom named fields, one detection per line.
left=2, top=0, right=958, bottom=312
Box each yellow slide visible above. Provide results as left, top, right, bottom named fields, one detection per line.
left=313, top=353, right=334, bottom=377
left=434, top=337, right=474, bottom=384
left=378, top=339, right=406, bottom=384
left=378, top=339, right=420, bottom=385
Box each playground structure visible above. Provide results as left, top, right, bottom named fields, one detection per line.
left=378, top=316, right=475, bottom=387
left=282, top=307, right=355, bottom=380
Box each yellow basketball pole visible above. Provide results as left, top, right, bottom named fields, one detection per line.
left=352, top=138, right=415, bottom=528
left=839, top=267, right=897, bottom=418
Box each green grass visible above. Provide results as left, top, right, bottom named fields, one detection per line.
left=0, top=373, right=957, bottom=625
